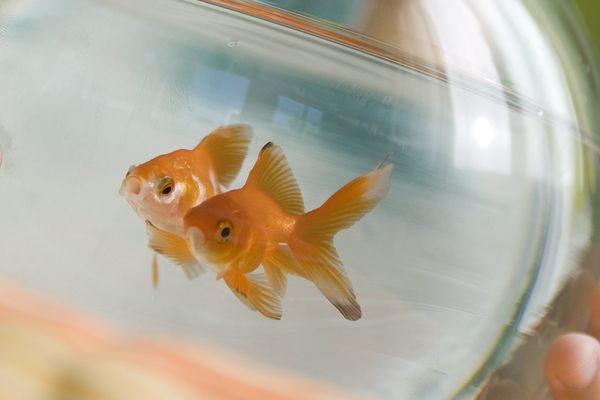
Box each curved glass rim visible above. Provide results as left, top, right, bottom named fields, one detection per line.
left=194, top=0, right=600, bottom=154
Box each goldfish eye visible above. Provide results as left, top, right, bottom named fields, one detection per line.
left=217, top=221, right=233, bottom=242
left=157, top=176, right=175, bottom=197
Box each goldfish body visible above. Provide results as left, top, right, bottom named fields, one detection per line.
left=148, top=142, right=392, bottom=320
left=120, top=124, right=253, bottom=280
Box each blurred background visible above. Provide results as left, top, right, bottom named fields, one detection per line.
left=577, top=0, right=600, bottom=60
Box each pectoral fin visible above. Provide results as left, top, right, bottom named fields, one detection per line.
left=146, top=221, right=205, bottom=280
left=151, top=253, right=159, bottom=289
left=223, top=269, right=282, bottom=320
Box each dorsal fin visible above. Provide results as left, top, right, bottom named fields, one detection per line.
left=246, top=142, right=304, bottom=215
left=195, top=124, right=253, bottom=188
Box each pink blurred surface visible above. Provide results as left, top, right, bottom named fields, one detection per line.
left=0, top=278, right=355, bottom=400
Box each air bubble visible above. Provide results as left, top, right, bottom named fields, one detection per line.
left=0, top=143, right=3, bottom=169
left=227, top=40, right=239, bottom=48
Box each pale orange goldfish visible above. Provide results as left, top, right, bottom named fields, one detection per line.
left=120, top=124, right=253, bottom=236
left=148, top=142, right=393, bottom=320
left=120, top=124, right=252, bottom=281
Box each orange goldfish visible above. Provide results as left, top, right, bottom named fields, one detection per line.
left=147, top=142, right=393, bottom=320
left=119, top=124, right=253, bottom=282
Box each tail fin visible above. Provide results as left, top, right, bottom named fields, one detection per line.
left=298, top=163, right=393, bottom=239
left=195, top=124, right=253, bottom=188
left=290, top=163, right=393, bottom=321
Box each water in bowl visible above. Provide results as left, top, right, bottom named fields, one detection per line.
left=0, top=0, right=597, bottom=398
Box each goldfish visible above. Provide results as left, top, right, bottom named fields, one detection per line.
left=119, top=124, right=253, bottom=282
left=147, top=142, right=393, bottom=320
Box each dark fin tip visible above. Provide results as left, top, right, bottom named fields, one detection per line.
left=264, top=312, right=282, bottom=320
left=261, top=142, right=274, bottom=152
left=376, top=150, right=396, bottom=170
left=335, top=301, right=362, bottom=321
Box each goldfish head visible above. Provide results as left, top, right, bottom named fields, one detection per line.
left=183, top=194, right=264, bottom=269
left=119, top=150, right=202, bottom=235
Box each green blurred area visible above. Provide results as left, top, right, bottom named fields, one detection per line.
left=576, top=0, right=600, bottom=56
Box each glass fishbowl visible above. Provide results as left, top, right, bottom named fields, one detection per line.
left=0, top=0, right=599, bottom=398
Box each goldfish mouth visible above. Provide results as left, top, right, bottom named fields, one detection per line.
left=119, top=176, right=142, bottom=197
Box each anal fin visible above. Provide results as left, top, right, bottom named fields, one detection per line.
left=265, top=243, right=306, bottom=278
left=289, top=239, right=362, bottom=321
